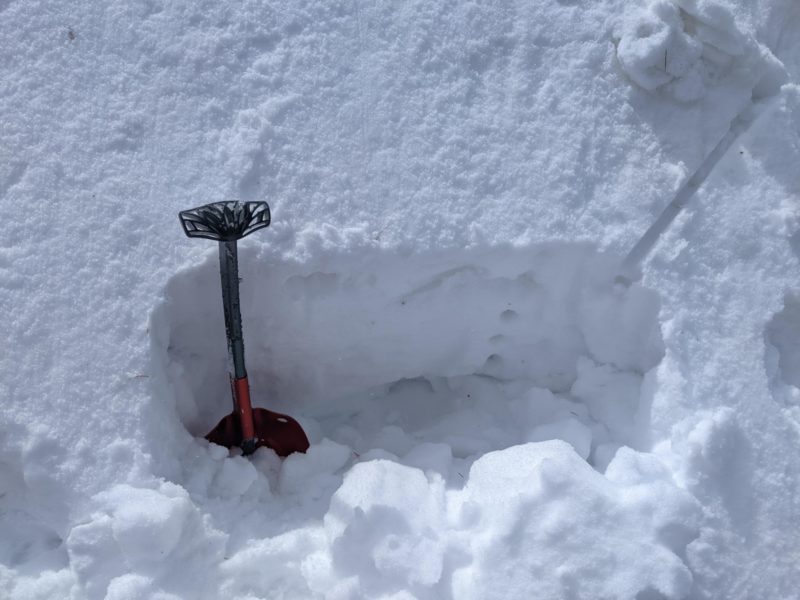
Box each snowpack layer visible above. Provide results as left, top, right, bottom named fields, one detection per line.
left=1, top=0, right=800, bottom=598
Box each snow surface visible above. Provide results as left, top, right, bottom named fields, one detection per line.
left=1, top=0, right=800, bottom=598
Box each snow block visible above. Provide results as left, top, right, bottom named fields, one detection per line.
left=320, top=460, right=447, bottom=595
left=451, top=442, right=699, bottom=600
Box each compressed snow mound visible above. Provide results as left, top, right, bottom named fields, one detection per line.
left=452, top=443, right=700, bottom=600
left=64, top=482, right=226, bottom=600
left=297, top=442, right=701, bottom=599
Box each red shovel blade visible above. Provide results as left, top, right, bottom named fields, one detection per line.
left=206, top=408, right=310, bottom=457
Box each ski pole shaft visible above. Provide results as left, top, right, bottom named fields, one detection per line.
left=219, top=241, right=247, bottom=379
left=218, top=239, right=256, bottom=451
left=620, top=97, right=775, bottom=274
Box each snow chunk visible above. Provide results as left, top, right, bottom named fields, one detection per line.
left=572, top=357, right=646, bottom=448
left=317, top=460, right=447, bottom=595
left=580, top=278, right=664, bottom=372
left=402, top=442, right=453, bottom=477
left=452, top=441, right=699, bottom=599
left=616, top=1, right=704, bottom=93
left=66, top=482, right=226, bottom=599
left=105, top=574, right=180, bottom=600
left=615, top=0, right=780, bottom=103
left=526, top=417, right=592, bottom=460
left=210, top=455, right=258, bottom=499
left=99, top=484, right=191, bottom=564
left=278, top=438, right=351, bottom=496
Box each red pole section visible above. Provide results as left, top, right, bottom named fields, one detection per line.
left=234, top=377, right=256, bottom=443
left=233, top=377, right=256, bottom=441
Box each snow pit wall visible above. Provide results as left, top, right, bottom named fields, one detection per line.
left=150, top=242, right=665, bottom=461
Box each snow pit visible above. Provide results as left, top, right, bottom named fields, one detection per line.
left=151, top=242, right=665, bottom=478
left=143, top=243, right=702, bottom=600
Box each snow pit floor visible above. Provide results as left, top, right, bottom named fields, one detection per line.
left=127, top=243, right=700, bottom=598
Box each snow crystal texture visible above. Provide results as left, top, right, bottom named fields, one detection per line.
left=1, top=0, right=799, bottom=598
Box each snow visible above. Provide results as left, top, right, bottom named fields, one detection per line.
left=1, top=0, right=799, bottom=598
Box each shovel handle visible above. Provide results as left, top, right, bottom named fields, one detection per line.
left=179, top=201, right=270, bottom=242
left=179, top=201, right=271, bottom=455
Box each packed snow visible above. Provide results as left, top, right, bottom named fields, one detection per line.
left=1, top=0, right=800, bottom=598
